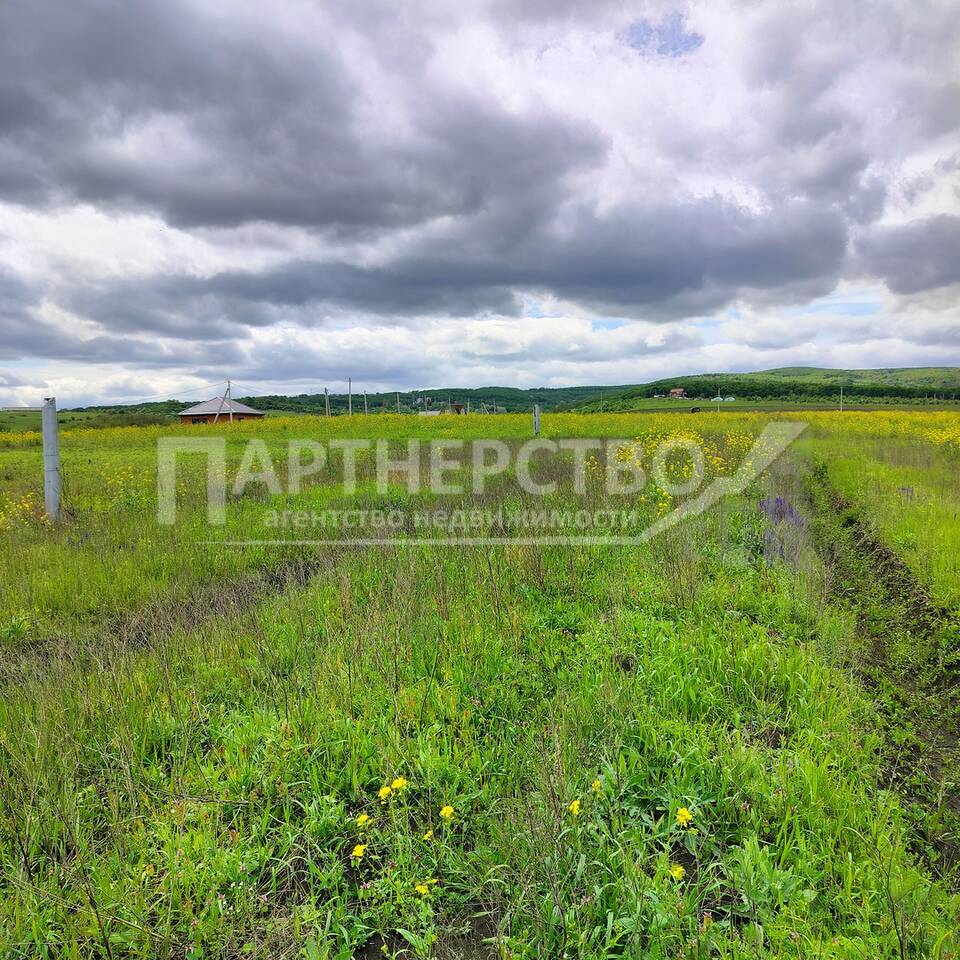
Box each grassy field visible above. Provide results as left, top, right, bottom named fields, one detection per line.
left=580, top=397, right=960, bottom=414
left=1, top=411, right=959, bottom=958
left=0, top=409, right=105, bottom=432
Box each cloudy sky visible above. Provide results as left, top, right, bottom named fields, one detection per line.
left=1, top=0, right=959, bottom=407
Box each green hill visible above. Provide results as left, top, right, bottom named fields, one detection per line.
left=754, top=367, right=960, bottom=389
left=573, top=367, right=960, bottom=412
left=58, top=367, right=960, bottom=425
left=70, top=384, right=628, bottom=418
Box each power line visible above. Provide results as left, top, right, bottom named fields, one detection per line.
left=229, top=381, right=299, bottom=401
left=75, top=380, right=229, bottom=409
left=232, top=381, right=362, bottom=399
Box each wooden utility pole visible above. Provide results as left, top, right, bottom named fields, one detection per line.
left=227, top=379, right=233, bottom=422
left=324, top=387, right=331, bottom=417
left=42, top=398, right=61, bottom=521
left=533, top=403, right=541, bottom=437
left=840, top=385, right=844, bottom=412
left=396, top=392, right=400, bottom=413
left=363, top=391, right=368, bottom=415
left=212, top=380, right=229, bottom=423
left=348, top=378, right=353, bottom=416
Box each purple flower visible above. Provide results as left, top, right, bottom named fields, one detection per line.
left=758, top=496, right=805, bottom=568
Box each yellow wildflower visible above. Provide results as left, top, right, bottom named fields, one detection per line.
left=440, top=805, right=454, bottom=820
left=351, top=844, right=366, bottom=859
left=390, top=776, right=408, bottom=791
left=415, top=883, right=430, bottom=895
left=591, top=778, right=602, bottom=793
left=356, top=813, right=370, bottom=828
left=568, top=798, right=581, bottom=816
left=423, top=829, right=434, bottom=840
left=378, top=785, right=392, bottom=801
left=669, top=863, right=685, bottom=881
left=675, top=806, right=693, bottom=828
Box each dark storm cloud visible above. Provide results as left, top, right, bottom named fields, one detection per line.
left=0, top=264, right=247, bottom=364
left=0, top=265, right=35, bottom=319
left=0, top=0, right=605, bottom=234
left=856, top=216, right=960, bottom=294
left=0, top=0, right=350, bottom=220
left=1, top=313, right=248, bottom=366
left=63, top=278, right=275, bottom=341
left=522, top=198, right=848, bottom=315
left=87, top=195, right=844, bottom=327
left=0, top=268, right=56, bottom=360
left=202, top=262, right=520, bottom=317
left=62, top=263, right=519, bottom=335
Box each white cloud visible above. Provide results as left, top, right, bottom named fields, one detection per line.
left=0, top=0, right=958, bottom=404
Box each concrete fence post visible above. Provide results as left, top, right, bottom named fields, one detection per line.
left=42, top=397, right=61, bottom=521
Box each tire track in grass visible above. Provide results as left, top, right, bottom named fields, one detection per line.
left=0, top=548, right=342, bottom=684
left=807, top=460, right=960, bottom=883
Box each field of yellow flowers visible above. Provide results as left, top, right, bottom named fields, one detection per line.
left=0, top=410, right=958, bottom=958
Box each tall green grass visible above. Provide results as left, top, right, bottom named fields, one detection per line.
left=803, top=429, right=960, bottom=607
left=1, top=412, right=958, bottom=956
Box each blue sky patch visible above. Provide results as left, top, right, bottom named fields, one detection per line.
left=803, top=301, right=882, bottom=316
left=522, top=295, right=546, bottom=318
left=591, top=318, right=629, bottom=331
left=786, top=295, right=883, bottom=317
left=623, top=13, right=704, bottom=58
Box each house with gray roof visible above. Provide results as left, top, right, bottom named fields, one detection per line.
left=178, top=398, right=265, bottom=424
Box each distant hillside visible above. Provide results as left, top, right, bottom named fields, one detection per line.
left=72, top=385, right=627, bottom=417
left=61, top=367, right=960, bottom=424
left=575, top=367, right=960, bottom=412
left=753, top=367, right=960, bottom=389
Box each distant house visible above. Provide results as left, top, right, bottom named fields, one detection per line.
left=668, top=387, right=687, bottom=398
left=451, top=402, right=466, bottom=414
left=179, top=398, right=265, bottom=424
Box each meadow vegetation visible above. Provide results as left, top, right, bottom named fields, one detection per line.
left=0, top=411, right=958, bottom=957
